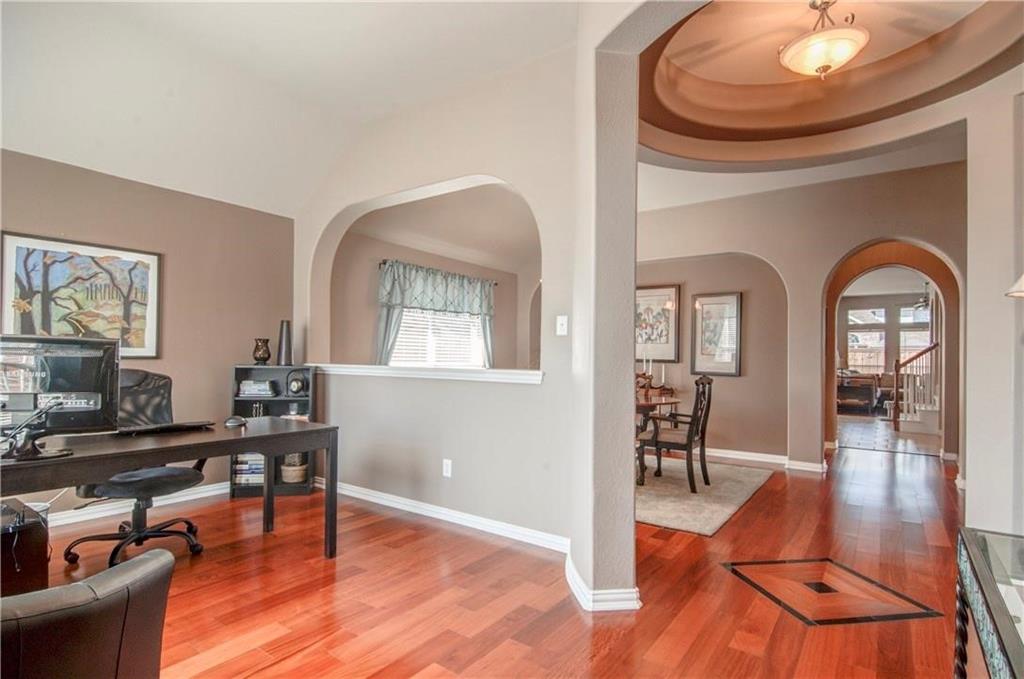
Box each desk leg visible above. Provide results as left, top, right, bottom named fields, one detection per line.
left=263, top=454, right=275, bottom=533
left=324, top=430, right=338, bottom=558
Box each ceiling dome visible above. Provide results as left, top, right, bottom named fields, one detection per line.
left=639, top=1, right=1023, bottom=160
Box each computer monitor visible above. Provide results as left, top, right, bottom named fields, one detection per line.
left=0, top=335, right=119, bottom=460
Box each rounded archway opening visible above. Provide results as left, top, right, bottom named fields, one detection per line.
left=319, top=178, right=542, bottom=370
left=635, top=252, right=789, bottom=498
left=823, top=240, right=962, bottom=461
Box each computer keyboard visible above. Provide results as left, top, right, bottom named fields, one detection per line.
left=117, top=421, right=216, bottom=436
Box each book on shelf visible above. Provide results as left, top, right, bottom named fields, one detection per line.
left=238, top=379, right=276, bottom=397
left=232, top=475, right=265, bottom=484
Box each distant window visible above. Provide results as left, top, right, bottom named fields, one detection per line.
left=389, top=308, right=485, bottom=369
left=847, top=308, right=885, bottom=325
left=900, top=306, right=930, bottom=325
left=900, top=330, right=931, bottom=361
left=847, top=330, right=885, bottom=373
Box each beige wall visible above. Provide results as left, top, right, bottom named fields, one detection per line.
left=329, top=232, right=518, bottom=368
left=637, top=254, right=788, bottom=455
left=1, top=150, right=293, bottom=512
left=296, top=48, right=579, bottom=556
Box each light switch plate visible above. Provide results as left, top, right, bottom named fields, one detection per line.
left=556, top=315, right=569, bottom=336
left=442, top=458, right=452, bottom=478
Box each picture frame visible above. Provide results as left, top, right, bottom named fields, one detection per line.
left=635, top=284, right=680, bottom=363
left=2, top=233, right=161, bottom=358
left=691, top=292, right=741, bottom=376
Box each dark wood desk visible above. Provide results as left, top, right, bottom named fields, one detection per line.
left=0, top=417, right=340, bottom=558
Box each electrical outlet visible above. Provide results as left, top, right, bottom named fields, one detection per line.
left=556, top=315, right=569, bottom=336
left=442, top=458, right=452, bottom=478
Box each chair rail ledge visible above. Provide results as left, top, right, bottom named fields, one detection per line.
left=311, top=364, right=543, bottom=385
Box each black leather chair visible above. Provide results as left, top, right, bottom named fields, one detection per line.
left=63, top=370, right=205, bottom=567
left=2, top=548, right=175, bottom=679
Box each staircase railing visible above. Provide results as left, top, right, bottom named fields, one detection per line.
left=893, top=342, right=939, bottom=431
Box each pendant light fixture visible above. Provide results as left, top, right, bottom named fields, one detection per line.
left=779, top=0, right=870, bottom=80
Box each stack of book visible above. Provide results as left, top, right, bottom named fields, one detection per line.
left=232, top=453, right=265, bottom=485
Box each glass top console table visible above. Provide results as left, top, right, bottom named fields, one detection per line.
left=956, top=528, right=1024, bottom=678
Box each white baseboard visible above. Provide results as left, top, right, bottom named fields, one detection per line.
left=563, top=551, right=641, bottom=612
left=314, top=477, right=570, bottom=554
left=704, top=448, right=787, bottom=467
left=786, top=459, right=829, bottom=474
left=46, top=482, right=230, bottom=528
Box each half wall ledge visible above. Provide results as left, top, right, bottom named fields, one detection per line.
left=311, top=364, right=544, bottom=385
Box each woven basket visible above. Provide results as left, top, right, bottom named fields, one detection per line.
left=281, top=464, right=307, bottom=484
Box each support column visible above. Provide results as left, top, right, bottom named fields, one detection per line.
left=964, top=92, right=1023, bottom=533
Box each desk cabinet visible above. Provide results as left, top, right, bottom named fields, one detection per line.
left=1, top=499, right=48, bottom=596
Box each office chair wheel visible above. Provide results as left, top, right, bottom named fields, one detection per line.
left=189, top=543, right=204, bottom=555
left=186, top=524, right=198, bottom=537
left=64, top=551, right=80, bottom=564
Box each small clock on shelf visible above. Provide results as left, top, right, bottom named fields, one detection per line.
left=286, top=370, right=308, bottom=396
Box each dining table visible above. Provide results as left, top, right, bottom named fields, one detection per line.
left=636, top=392, right=681, bottom=433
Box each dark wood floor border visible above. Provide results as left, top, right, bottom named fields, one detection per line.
left=722, top=557, right=944, bottom=626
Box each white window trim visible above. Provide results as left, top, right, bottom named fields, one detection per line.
left=310, top=364, right=543, bottom=385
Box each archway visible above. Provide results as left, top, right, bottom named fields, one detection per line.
left=823, top=240, right=963, bottom=463
left=635, top=252, right=789, bottom=464
left=327, top=182, right=541, bottom=369
left=307, top=175, right=539, bottom=365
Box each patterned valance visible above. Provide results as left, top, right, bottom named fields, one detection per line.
left=377, top=260, right=495, bottom=318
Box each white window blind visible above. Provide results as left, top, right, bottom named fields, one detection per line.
left=389, top=308, right=486, bottom=369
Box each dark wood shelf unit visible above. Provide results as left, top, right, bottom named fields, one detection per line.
left=229, top=365, right=316, bottom=498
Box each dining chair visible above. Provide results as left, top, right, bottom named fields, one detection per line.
left=636, top=375, right=713, bottom=492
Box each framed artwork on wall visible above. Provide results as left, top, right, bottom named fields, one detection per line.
left=691, top=292, right=741, bottom=376
left=635, top=284, right=680, bottom=363
left=2, top=233, right=161, bottom=358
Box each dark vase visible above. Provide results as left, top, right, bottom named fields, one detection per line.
left=276, top=320, right=293, bottom=366
left=252, top=338, right=271, bottom=365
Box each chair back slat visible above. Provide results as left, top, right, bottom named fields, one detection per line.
left=687, top=375, right=713, bottom=446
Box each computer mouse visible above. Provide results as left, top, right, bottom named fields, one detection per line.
left=224, top=415, right=247, bottom=428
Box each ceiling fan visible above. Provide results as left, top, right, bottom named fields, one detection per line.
left=913, top=281, right=931, bottom=309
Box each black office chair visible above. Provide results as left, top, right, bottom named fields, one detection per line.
left=63, top=370, right=205, bottom=567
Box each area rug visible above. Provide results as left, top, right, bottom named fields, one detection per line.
left=635, top=458, right=773, bottom=536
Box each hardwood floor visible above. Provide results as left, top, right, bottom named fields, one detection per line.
left=837, top=414, right=942, bottom=456
left=47, top=448, right=962, bottom=678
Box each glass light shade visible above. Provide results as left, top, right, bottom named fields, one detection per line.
left=780, top=25, right=870, bottom=78
left=1006, top=274, right=1024, bottom=298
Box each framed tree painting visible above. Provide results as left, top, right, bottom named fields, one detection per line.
left=691, top=292, right=741, bottom=376
left=2, top=233, right=161, bottom=357
left=635, top=285, right=680, bottom=363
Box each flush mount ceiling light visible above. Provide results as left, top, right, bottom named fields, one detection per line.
left=779, top=0, right=870, bottom=80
